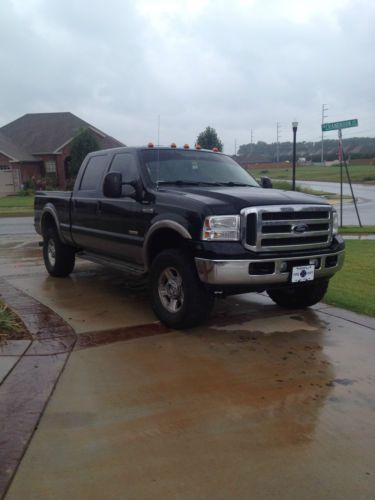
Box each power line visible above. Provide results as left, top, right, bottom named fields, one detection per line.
left=276, top=122, right=281, bottom=163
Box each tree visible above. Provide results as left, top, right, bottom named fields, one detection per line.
left=196, top=126, right=224, bottom=151
left=69, top=128, right=100, bottom=178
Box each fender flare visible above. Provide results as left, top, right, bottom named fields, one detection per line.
left=143, top=220, right=192, bottom=270
left=40, top=205, right=65, bottom=243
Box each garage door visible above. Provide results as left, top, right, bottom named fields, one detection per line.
left=0, top=168, right=20, bottom=195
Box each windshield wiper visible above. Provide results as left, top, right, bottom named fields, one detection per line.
left=157, top=180, right=222, bottom=186
left=216, top=182, right=256, bottom=187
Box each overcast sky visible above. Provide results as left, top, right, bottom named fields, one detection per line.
left=1, top=0, right=374, bottom=153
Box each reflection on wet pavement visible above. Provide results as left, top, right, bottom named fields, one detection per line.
left=1, top=235, right=375, bottom=499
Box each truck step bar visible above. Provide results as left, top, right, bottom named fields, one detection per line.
left=77, top=251, right=146, bottom=276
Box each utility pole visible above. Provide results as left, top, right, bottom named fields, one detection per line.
left=234, top=138, right=237, bottom=156
left=276, top=122, right=281, bottom=163
left=321, top=104, right=328, bottom=165
left=157, top=114, right=160, bottom=146
left=250, top=129, right=254, bottom=159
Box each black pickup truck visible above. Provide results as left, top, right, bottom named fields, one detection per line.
left=35, top=146, right=345, bottom=328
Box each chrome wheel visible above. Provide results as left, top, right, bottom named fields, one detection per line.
left=47, top=239, right=56, bottom=266
left=158, top=267, right=184, bottom=313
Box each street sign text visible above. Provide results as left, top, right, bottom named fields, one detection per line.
left=322, top=119, right=358, bottom=132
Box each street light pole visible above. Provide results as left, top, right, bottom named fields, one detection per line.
left=292, top=121, right=298, bottom=190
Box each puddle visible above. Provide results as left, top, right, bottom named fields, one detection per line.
left=212, top=314, right=318, bottom=335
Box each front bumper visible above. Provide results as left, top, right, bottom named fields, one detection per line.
left=195, top=249, right=345, bottom=285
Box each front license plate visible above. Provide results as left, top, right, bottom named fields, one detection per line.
left=291, top=264, right=315, bottom=283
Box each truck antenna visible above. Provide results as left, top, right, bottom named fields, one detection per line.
left=156, top=114, right=160, bottom=190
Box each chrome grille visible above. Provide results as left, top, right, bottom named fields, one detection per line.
left=241, top=205, right=333, bottom=252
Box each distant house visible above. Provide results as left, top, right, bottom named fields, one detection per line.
left=0, top=112, right=124, bottom=190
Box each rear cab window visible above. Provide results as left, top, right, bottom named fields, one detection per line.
left=79, top=155, right=108, bottom=191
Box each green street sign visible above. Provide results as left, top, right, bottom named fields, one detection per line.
left=322, top=119, right=358, bottom=132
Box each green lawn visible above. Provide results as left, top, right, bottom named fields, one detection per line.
left=249, top=164, right=375, bottom=184
left=0, top=195, right=34, bottom=216
left=323, top=240, right=375, bottom=316
left=339, top=226, right=375, bottom=235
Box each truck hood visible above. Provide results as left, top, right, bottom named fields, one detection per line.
left=159, top=186, right=330, bottom=213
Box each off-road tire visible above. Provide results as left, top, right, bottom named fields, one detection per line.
left=43, top=227, right=75, bottom=277
left=150, top=249, right=214, bottom=329
left=267, top=279, right=329, bottom=309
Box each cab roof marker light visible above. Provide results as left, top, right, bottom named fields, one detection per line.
left=147, top=142, right=154, bottom=148
left=170, top=143, right=177, bottom=148
left=183, top=144, right=190, bottom=149
left=195, top=144, right=202, bottom=150
left=212, top=147, right=219, bottom=152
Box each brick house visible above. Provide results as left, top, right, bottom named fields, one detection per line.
left=0, top=112, right=124, bottom=189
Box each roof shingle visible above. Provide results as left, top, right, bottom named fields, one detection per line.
left=0, top=112, right=124, bottom=155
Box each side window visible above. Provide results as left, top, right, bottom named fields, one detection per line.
left=80, top=155, right=108, bottom=191
left=110, top=153, right=138, bottom=183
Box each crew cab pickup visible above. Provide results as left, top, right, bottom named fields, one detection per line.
left=34, top=146, right=345, bottom=328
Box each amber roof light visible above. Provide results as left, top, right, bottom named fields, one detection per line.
left=212, top=147, right=219, bottom=152
left=170, top=143, right=177, bottom=148
left=195, top=144, right=202, bottom=150
left=183, top=144, right=190, bottom=149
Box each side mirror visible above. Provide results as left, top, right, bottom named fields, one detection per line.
left=103, top=172, right=122, bottom=198
left=260, top=176, right=272, bottom=189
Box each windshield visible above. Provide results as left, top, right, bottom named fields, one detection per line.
left=140, top=149, right=259, bottom=187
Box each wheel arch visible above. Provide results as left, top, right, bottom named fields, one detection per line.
left=144, top=220, right=192, bottom=271
left=40, top=205, right=65, bottom=242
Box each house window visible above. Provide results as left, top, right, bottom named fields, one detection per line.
left=45, top=160, right=56, bottom=173
left=0, top=165, right=10, bottom=171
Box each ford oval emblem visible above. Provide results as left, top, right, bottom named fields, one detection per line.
left=293, top=223, right=308, bottom=233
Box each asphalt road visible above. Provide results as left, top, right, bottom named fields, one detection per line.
left=296, top=180, right=375, bottom=226
left=0, top=217, right=36, bottom=236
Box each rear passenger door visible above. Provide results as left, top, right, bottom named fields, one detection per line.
left=71, top=153, right=110, bottom=253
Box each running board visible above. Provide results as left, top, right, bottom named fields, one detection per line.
left=77, top=251, right=146, bottom=276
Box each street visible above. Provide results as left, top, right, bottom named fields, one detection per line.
left=0, top=226, right=374, bottom=499
left=296, top=180, right=375, bottom=226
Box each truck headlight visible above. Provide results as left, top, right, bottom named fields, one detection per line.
left=332, top=208, right=339, bottom=235
left=202, top=215, right=240, bottom=241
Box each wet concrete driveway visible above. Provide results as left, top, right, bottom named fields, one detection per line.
left=1, top=234, right=374, bottom=499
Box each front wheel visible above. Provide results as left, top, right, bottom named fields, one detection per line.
left=267, top=279, right=329, bottom=309
left=43, top=227, right=75, bottom=277
left=150, top=249, right=214, bottom=329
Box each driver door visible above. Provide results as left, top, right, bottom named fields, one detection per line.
left=97, top=152, right=145, bottom=264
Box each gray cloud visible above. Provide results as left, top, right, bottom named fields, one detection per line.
left=1, top=0, right=374, bottom=152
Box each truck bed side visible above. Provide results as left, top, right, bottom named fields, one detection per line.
left=34, top=190, right=75, bottom=245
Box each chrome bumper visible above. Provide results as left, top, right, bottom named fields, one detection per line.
left=195, top=250, right=345, bottom=286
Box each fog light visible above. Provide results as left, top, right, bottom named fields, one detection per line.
left=280, top=261, right=288, bottom=272
left=309, top=258, right=320, bottom=269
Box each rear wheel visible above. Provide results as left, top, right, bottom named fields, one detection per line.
left=43, top=227, right=75, bottom=277
left=267, top=279, right=329, bottom=309
left=150, top=249, right=214, bottom=329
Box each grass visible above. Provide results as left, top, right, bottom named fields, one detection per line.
left=0, top=301, right=24, bottom=342
left=0, top=195, right=34, bottom=216
left=323, top=240, right=375, bottom=316
left=249, top=164, right=375, bottom=184
left=339, top=225, right=375, bottom=235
